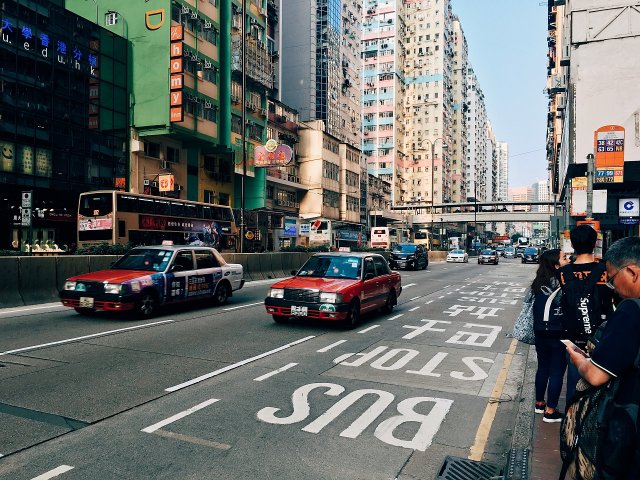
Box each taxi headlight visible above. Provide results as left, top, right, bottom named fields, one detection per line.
left=64, top=281, right=77, bottom=291
left=269, top=288, right=284, bottom=299
left=319, top=292, right=342, bottom=304
left=104, top=283, right=123, bottom=295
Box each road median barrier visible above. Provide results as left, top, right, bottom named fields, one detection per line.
left=19, top=256, right=59, bottom=305
left=0, top=257, right=24, bottom=308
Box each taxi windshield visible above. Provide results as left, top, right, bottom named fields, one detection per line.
left=112, top=249, right=173, bottom=272
left=297, top=256, right=362, bottom=279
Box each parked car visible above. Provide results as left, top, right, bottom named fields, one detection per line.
left=478, top=249, right=500, bottom=265
left=503, top=247, right=516, bottom=259
left=60, top=245, right=244, bottom=317
left=446, top=249, right=469, bottom=263
left=389, top=243, right=428, bottom=270
left=522, top=247, right=540, bottom=264
left=264, top=253, right=401, bottom=328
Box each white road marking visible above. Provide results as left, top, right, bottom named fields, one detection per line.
left=0, top=320, right=175, bottom=356
left=317, top=340, right=347, bottom=352
left=443, top=285, right=452, bottom=289
left=358, top=325, right=380, bottom=333
left=31, top=465, right=74, bottom=480
left=387, top=314, right=404, bottom=321
left=222, top=302, right=264, bottom=311
left=447, top=292, right=453, bottom=295
left=408, top=306, right=421, bottom=312
left=438, top=296, right=445, bottom=299
left=424, top=300, right=434, bottom=305
left=254, top=363, right=298, bottom=381
left=0, top=302, right=63, bottom=317
left=142, top=399, right=219, bottom=433
left=165, top=335, right=316, bottom=392
left=409, top=296, right=422, bottom=301
left=404, top=283, right=416, bottom=288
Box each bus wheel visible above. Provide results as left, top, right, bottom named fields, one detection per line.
left=136, top=290, right=158, bottom=318
left=213, top=282, right=230, bottom=305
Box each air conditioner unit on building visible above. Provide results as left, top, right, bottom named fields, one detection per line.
left=557, top=96, right=567, bottom=110
left=259, top=6, right=266, bottom=16
left=143, top=179, right=150, bottom=186
left=131, top=140, right=143, bottom=152
left=152, top=181, right=158, bottom=188
left=161, top=160, right=171, bottom=170
left=177, top=185, right=183, bottom=191
left=105, top=12, right=118, bottom=26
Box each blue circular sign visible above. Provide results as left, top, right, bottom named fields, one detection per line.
left=624, top=201, right=635, bottom=211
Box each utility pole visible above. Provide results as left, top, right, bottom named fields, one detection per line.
left=239, top=0, right=247, bottom=253
left=586, top=153, right=595, bottom=219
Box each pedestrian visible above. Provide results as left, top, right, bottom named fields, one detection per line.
left=565, top=236, right=640, bottom=479
left=532, top=249, right=570, bottom=422
left=558, top=225, right=615, bottom=403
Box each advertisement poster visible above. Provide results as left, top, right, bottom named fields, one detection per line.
left=594, top=125, right=624, bottom=183
left=234, top=138, right=255, bottom=177
left=283, top=218, right=297, bottom=237
left=309, top=220, right=331, bottom=244
left=1, top=141, right=14, bottom=172
left=17, top=145, right=34, bottom=175
left=35, top=148, right=52, bottom=177
left=570, top=177, right=587, bottom=216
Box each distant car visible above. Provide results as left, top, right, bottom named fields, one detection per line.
left=264, top=253, right=402, bottom=328
left=522, top=247, right=540, bottom=264
left=389, top=243, right=428, bottom=270
left=496, top=246, right=505, bottom=256
left=515, top=246, right=527, bottom=257
left=503, top=247, right=516, bottom=258
left=478, top=249, right=499, bottom=265
left=447, top=249, right=469, bottom=263
left=60, top=246, right=244, bottom=317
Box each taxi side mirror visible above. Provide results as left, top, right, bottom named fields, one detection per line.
left=365, top=272, right=375, bottom=280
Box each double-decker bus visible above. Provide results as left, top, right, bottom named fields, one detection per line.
left=77, top=190, right=237, bottom=250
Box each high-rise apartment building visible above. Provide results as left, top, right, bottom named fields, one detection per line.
left=465, top=67, right=488, bottom=202
left=361, top=0, right=406, bottom=203
left=450, top=16, right=469, bottom=205
left=484, top=121, right=497, bottom=201
left=280, top=0, right=361, bottom=146
left=497, top=142, right=509, bottom=201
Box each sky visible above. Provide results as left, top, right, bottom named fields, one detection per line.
left=451, top=0, right=549, bottom=188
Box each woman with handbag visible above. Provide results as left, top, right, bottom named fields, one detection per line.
left=531, top=249, right=571, bottom=422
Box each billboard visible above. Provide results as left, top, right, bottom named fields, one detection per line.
left=594, top=125, right=624, bottom=183
left=254, top=139, right=294, bottom=167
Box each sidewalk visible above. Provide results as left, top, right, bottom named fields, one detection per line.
left=524, top=344, right=565, bottom=480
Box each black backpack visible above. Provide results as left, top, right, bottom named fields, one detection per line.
left=560, top=263, right=607, bottom=344
left=532, top=285, right=564, bottom=332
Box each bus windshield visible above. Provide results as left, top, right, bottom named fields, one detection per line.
left=79, top=193, right=113, bottom=217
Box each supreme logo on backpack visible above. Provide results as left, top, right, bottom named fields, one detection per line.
left=560, top=264, right=606, bottom=344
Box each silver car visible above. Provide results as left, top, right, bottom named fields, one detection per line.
left=446, top=249, right=469, bottom=263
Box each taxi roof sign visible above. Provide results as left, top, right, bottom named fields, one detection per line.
left=161, top=240, right=174, bottom=246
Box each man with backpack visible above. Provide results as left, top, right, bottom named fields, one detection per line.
left=564, top=236, right=640, bottom=479
left=559, top=225, right=615, bottom=402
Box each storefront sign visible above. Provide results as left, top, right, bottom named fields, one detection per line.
left=570, top=177, right=587, bottom=217
left=254, top=144, right=294, bottom=167
left=283, top=218, right=297, bottom=237
left=309, top=220, right=331, bottom=244
left=159, top=174, right=175, bottom=192
left=594, top=125, right=625, bottom=183
left=299, top=223, right=310, bottom=236
left=169, top=26, right=184, bottom=123
left=619, top=198, right=639, bottom=217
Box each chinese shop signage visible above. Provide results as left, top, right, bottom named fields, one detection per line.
left=170, top=26, right=184, bottom=123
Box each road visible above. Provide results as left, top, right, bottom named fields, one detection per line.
left=0, top=257, right=537, bottom=480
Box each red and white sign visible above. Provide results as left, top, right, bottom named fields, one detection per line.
left=159, top=174, right=175, bottom=192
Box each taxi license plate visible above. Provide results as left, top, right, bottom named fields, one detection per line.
left=290, top=305, right=308, bottom=316
left=79, top=297, right=94, bottom=308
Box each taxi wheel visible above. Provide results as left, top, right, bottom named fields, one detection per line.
left=136, top=290, right=158, bottom=318
left=422, top=260, right=428, bottom=270
left=382, top=290, right=396, bottom=314
left=344, top=300, right=361, bottom=329
left=213, top=283, right=230, bottom=305
left=273, top=315, right=288, bottom=324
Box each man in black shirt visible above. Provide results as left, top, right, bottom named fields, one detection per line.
left=559, top=225, right=615, bottom=402
left=567, top=236, right=640, bottom=479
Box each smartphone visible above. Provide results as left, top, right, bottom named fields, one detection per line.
left=561, top=339, right=587, bottom=356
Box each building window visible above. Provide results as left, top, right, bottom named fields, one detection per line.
left=144, top=141, right=161, bottom=158
left=167, top=146, right=180, bottom=163
left=322, top=190, right=339, bottom=208
left=204, top=189, right=216, bottom=203
left=323, top=161, right=339, bottom=181
left=219, top=192, right=230, bottom=205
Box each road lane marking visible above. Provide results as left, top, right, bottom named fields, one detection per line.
left=424, top=300, right=434, bottom=305
left=358, top=325, right=379, bottom=333
left=153, top=430, right=231, bottom=450
left=0, top=303, right=64, bottom=316
left=404, top=283, right=416, bottom=288
left=317, top=340, right=347, bottom=352
left=142, top=399, right=220, bottom=433
left=387, top=314, right=404, bottom=321
left=0, top=320, right=175, bottom=356
left=408, top=306, right=420, bottom=312
left=254, top=363, right=298, bottom=381
left=165, top=335, right=316, bottom=392
left=469, top=338, right=518, bottom=461
left=409, top=296, right=422, bottom=301
left=438, top=296, right=445, bottom=299
left=223, top=302, right=263, bottom=311
left=31, top=466, right=74, bottom=480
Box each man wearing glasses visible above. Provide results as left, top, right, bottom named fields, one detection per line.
left=566, top=236, right=640, bottom=478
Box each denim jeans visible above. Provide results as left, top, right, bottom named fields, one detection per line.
left=534, top=334, right=567, bottom=410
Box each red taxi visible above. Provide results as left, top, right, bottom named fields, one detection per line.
left=60, top=246, right=244, bottom=317
left=264, top=253, right=401, bottom=327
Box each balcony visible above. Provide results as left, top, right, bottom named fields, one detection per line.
left=275, top=199, right=300, bottom=209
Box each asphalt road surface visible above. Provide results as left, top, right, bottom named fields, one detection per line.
left=0, top=257, right=538, bottom=480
